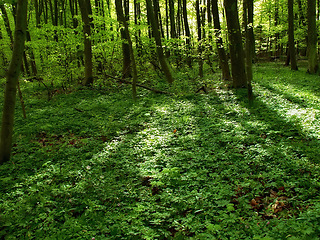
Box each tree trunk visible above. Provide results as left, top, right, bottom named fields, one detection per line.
left=119, top=0, right=131, bottom=78
left=78, top=0, right=94, bottom=85
left=224, top=0, right=247, bottom=88
left=169, top=0, right=176, bottom=38
left=307, top=0, right=318, bottom=73
left=244, top=0, right=254, bottom=105
left=153, top=0, right=165, bottom=39
left=177, top=0, right=181, bottom=37
left=288, top=0, right=298, bottom=70
left=212, top=0, right=231, bottom=80
left=182, top=0, right=192, bottom=67
left=115, top=0, right=137, bottom=100
left=0, top=4, right=14, bottom=44
left=0, top=0, right=28, bottom=164
left=146, top=0, right=174, bottom=84
left=196, top=0, right=203, bottom=77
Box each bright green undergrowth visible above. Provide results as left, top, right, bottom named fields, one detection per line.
left=1, top=62, right=320, bottom=239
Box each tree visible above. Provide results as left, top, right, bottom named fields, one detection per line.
left=119, top=0, right=131, bottom=78
left=196, top=0, right=203, bottom=77
left=182, top=0, right=192, bottom=67
left=224, top=0, right=247, bottom=88
left=287, top=0, right=298, bottom=70
left=244, top=0, right=254, bottom=104
left=78, top=0, right=94, bottom=85
left=115, top=0, right=137, bottom=100
left=0, top=0, right=28, bottom=164
left=211, top=0, right=231, bottom=81
left=307, top=0, right=318, bottom=73
left=146, top=0, right=174, bottom=84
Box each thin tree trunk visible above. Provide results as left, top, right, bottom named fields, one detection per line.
left=224, top=0, right=247, bottom=88
left=169, top=0, right=176, bottom=38
left=153, top=0, right=165, bottom=39
left=244, top=0, right=254, bottom=105
left=288, top=0, right=298, bottom=70
left=146, top=0, right=174, bottom=84
left=182, top=0, right=192, bottom=67
left=78, top=0, right=93, bottom=85
left=115, top=0, right=137, bottom=100
left=119, top=0, right=131, bottom=78
left=307, top=0, right=318, bottom=73
left=196, top=0, right=203, bottom=77
left=212, top=0, right=231, bottom=80
left=0, top=0, right=28, bottom=164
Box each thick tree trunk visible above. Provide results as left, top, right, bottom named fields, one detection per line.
left=0, top=0, right=28, bottom=164
left=78, top=0, right=93, bottom=85
left=146, top=0, right=174, bottom=84
left=224, top=0, right=247, bottom=88
left=288, top=0, right=298, bottom=70
left=212, top=0, right=230, bottom=80
left=307, top=0, right=318, bottom=73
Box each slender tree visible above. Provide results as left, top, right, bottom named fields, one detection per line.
left=0, top=0, right=28, bottom=164
left=119, top=0, right=131, bottom=78
left=115, top=0, right=137, bottom=100
left=78, top=0, right=94, bottom=85
left=287, top=0, right=298, bottom=70
left=211, top=0, right=231, bottom=80
left=307, top=0, right=318, bottom=73
left=224, top=0, right=247, bottom=87
left=169, top=0, right=176, bottom=38
left=244, top=0, right=254, bottom=104
left=146, top=0, right=174, bottom=84
left=182, top=0, right=192, bottom=67
left=196, top=0, right=203, bottom=77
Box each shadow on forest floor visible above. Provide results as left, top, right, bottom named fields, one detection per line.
left=1, top=65, right=320, bottom=239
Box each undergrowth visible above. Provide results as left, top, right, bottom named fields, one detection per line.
left=1, top=62, right=320, bottom=239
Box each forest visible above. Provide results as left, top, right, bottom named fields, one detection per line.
left=1, top=0, right=320, bottom=239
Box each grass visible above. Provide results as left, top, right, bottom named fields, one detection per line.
left=1, top=62, right=320, bottom=239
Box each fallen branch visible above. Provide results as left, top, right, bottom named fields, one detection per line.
left=196, top=85, right=208, bottom=94
left=105, top=74, right=172, bottom=95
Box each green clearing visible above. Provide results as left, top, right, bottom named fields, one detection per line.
left=1, top=62, right=320, bottom=239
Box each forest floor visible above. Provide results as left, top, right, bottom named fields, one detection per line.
left=1, top=62, right=320, bottom=239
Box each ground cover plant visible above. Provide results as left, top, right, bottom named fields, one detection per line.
left=1, top=62, right=320, bottom=239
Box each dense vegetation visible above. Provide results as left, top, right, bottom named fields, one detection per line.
left=1, top=0, right=320, bottom=239
left=1, top=62, right=320, bottom=239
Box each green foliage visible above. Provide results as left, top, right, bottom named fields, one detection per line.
left=1, top=63, right=320, bottom=239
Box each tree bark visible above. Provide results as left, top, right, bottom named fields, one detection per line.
left=115, top=0, right=137, bottom=100
left=78, top=0, right=94, bottom=85
left=307, top=0, right=318, bottom=73
left=244, top=0, right=254, bottom=105
left=119, top=0, right=131, bottom=78
left=0, top=0, right=28, bottom=164
left=288, top=0, right=298, bottom=70
left=224, top=0, right=247, bottom=88
left=182, top=0, right=192, bottom=67
left=146, top=0, right=174, bottom=84
left=196, top=0, right=203, bottom=77
left=212, top=0, right=230, bottom=80
left=169, top=0, right=176, bottom=38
